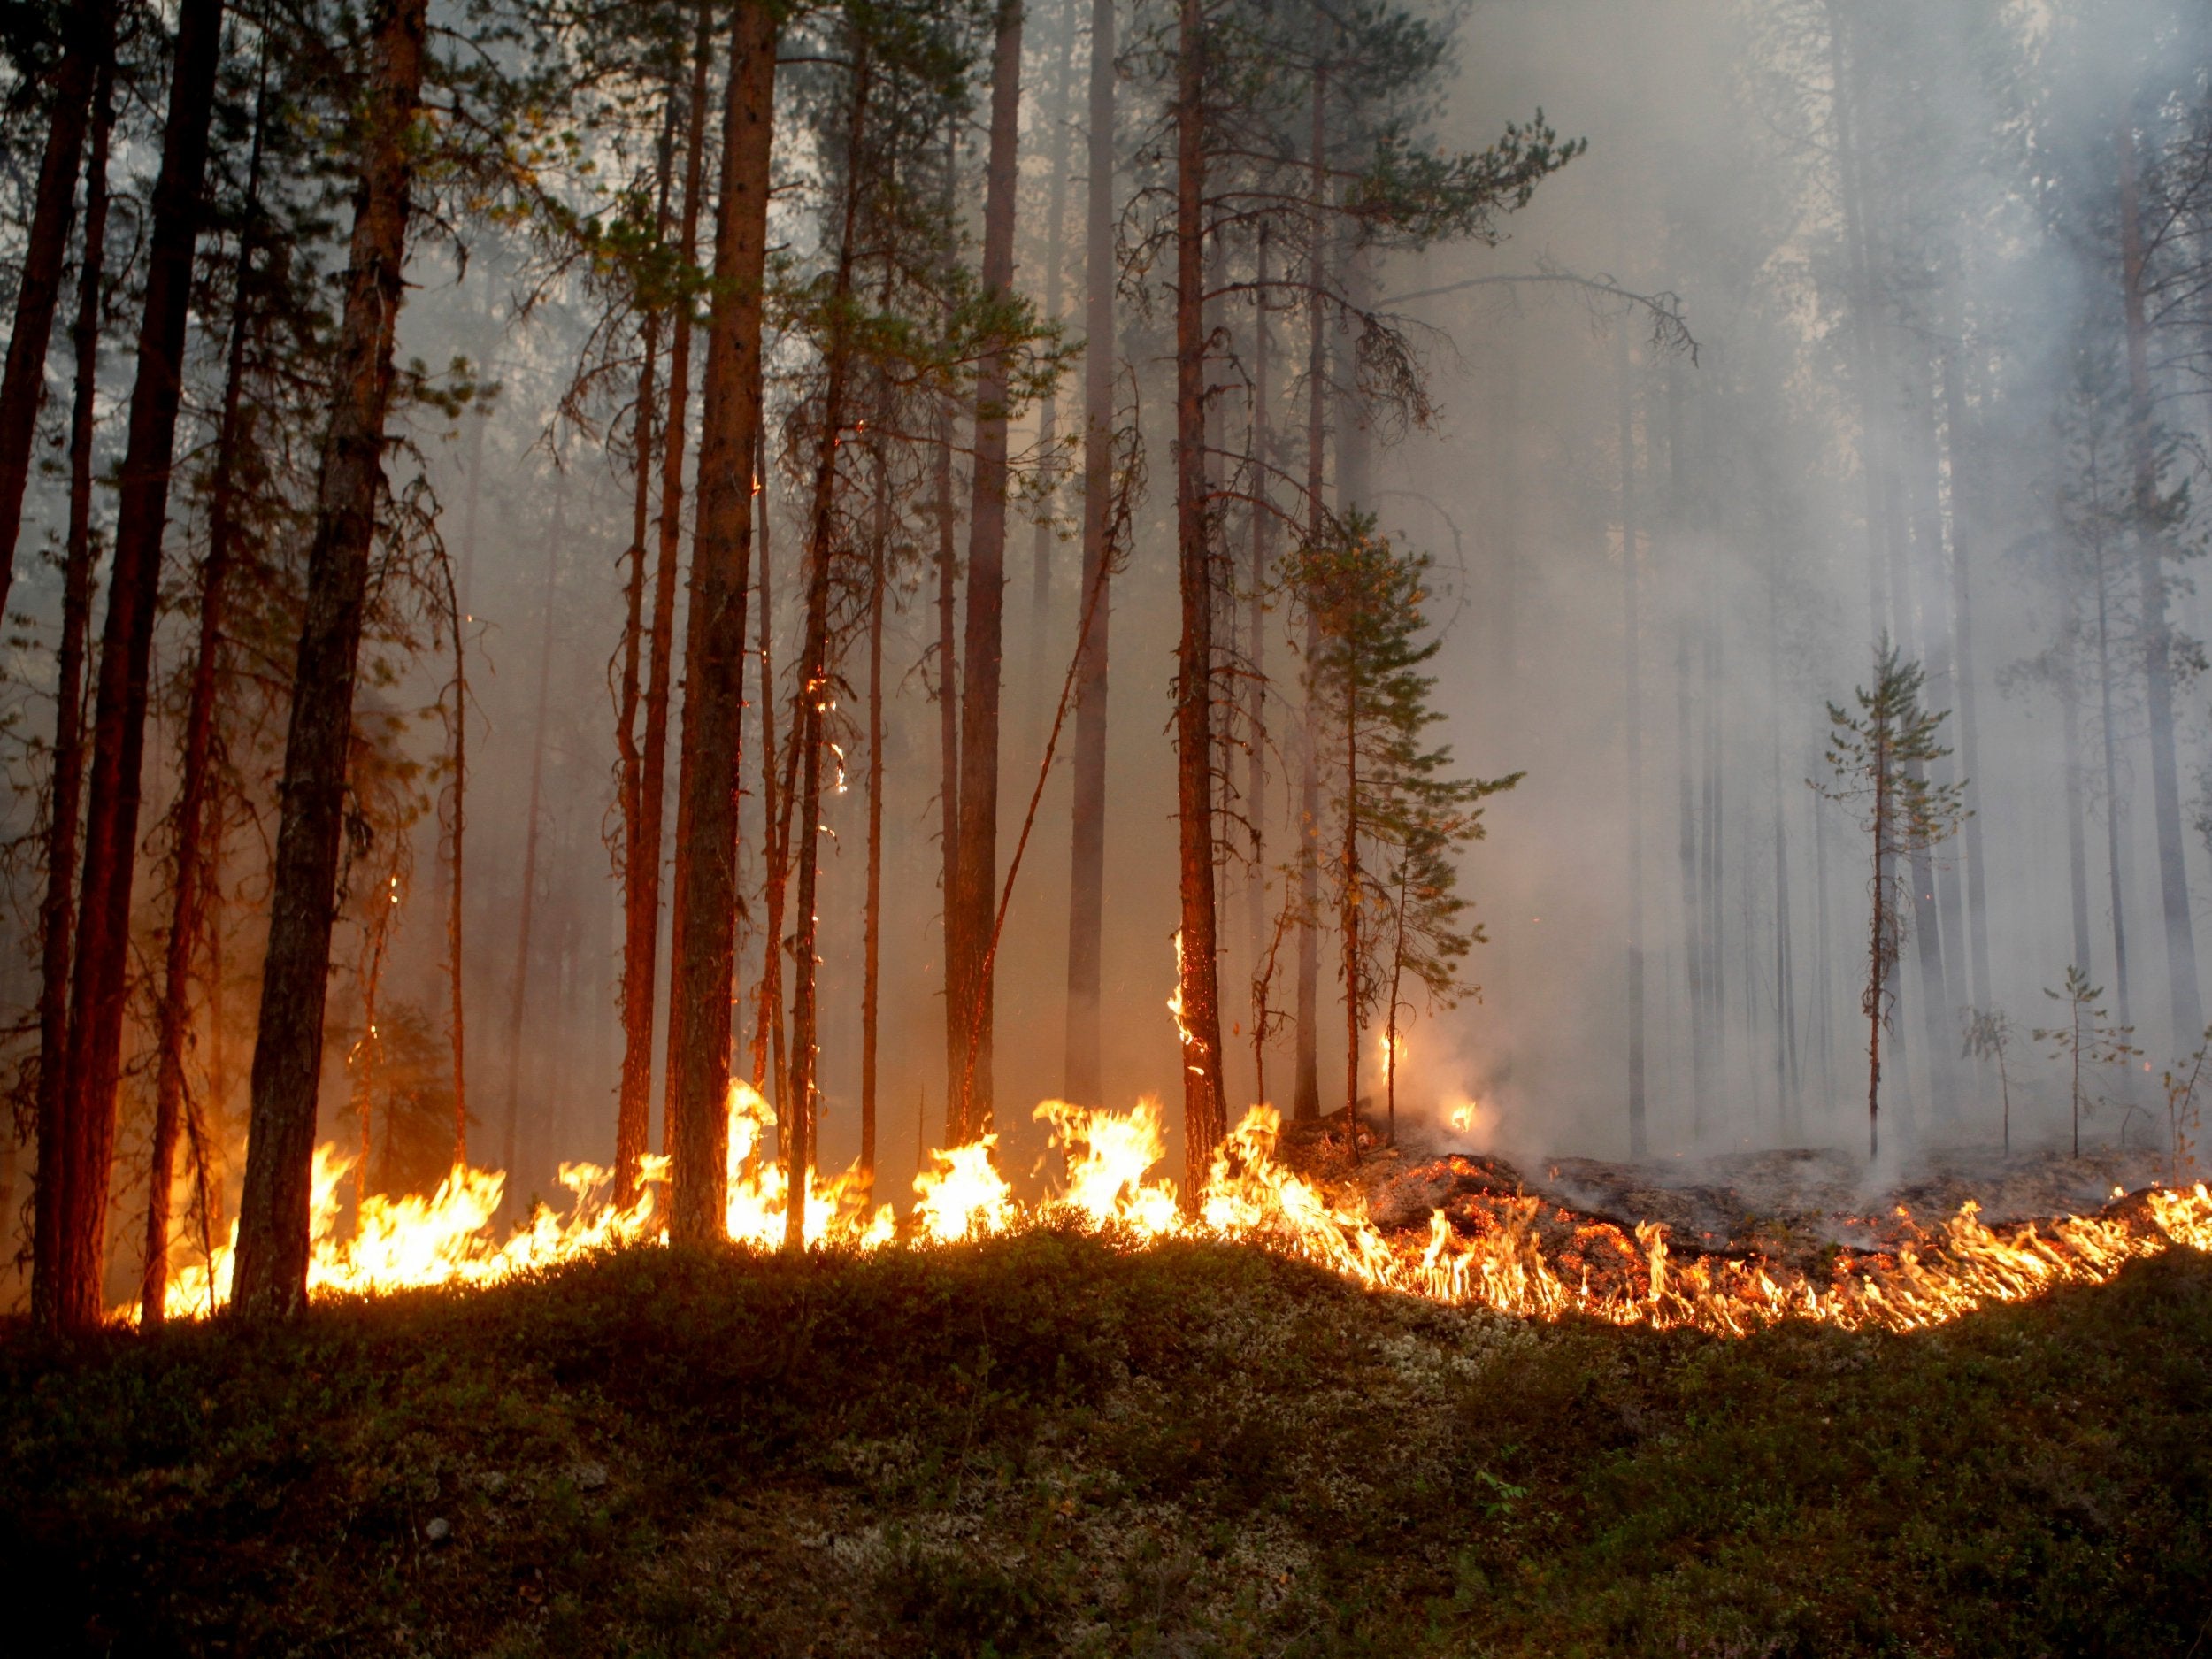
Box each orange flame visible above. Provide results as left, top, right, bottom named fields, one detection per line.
left=141, top=1089, right=2212, bottom=1339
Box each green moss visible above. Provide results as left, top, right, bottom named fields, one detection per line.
left=4, top=1233, right=2209, bottom=1655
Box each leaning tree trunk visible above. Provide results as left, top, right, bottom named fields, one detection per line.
left=948, top=0, right=1025, bottom=1144
left=2119, top=118, right=2203, bottom=1055
left=144, top=64, right=273, bottom=1324
left=232, top=0, right=428, bottom=1320
left=1063, top=0, right=1116, bottom=1109
left=0, top=0, right=107, bottom=618
left=28, top=50, right=112, bottom=1333
left=1172, top=0, right=1227, bottom=1189
left=664, top=0, right=777, bottom=1245
left=46, top=0, right=225, bottom=1334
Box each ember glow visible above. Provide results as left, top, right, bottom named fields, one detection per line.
left=146, top=1090, right=2212, bottom=1336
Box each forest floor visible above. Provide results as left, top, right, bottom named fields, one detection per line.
left=5, top=1219, right=2211, bottom=1658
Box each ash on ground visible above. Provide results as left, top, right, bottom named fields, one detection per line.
left=1276, top=1108, right=2177, bottom=1270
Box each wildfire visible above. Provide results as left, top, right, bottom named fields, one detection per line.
left=144, top=1088, right=2212, bottom=1339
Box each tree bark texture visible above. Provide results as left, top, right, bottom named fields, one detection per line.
left=0, top=0, right=107, bottom=620
left=1172, top=0, right=1226, bottom=1187
left=1063, top=0, right=1116, bottom=1109
left=233, top=0, right=427, bottom=1319
left=665, top=1, right=776, bottom=1244
left=29, top=51, right=111, bottom=1333
left=949, top=0, right=1025, bottom=1143
left=48, top=0, right=225, bottom=1332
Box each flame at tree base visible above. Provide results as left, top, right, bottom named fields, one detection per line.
left=152, top=1086, right=2212, bottom=1336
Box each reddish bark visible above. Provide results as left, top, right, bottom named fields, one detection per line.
left=665, top=1, right=777, bottom=1245
left=233, top=0, right=430, bottom=1319
left=948, top=0, right=1025, bottom=1143
left=1172, top=0, right=1226, bottom=1189
left=144, top=62, right=273, bottom=1324
left=0, top=0, right=107, bottom=619
left=48, top=0, right=226, bottom=1333
left=28, top=49, right=111, bottom=1332
left=1064, top=0, right=1115, bottom=1109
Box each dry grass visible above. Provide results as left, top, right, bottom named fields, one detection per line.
left=4, top=1230, right=2209, bottom=1656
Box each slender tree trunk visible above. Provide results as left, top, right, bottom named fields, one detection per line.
left=29, top=52, right=111, bottom=1332
left=1028, top=3, right=1079, bottom=740
left=785, top=50, right=873, bottom=1248
left=1663, top=371, right=1704, bottom=1117
left=2093, top=513, right=2132, bottom=1033
left=48, top=0, right=226, bottom=1332
left=754, top=434, right=803, bottom=1133
left=936, top=388, right=963, bottom=1133
left=1616, top=316, right=1647, bottom=1158
left=503, top=501, right=561, bottom=1185
left=664, top=0, right=777, bottom=1245
left=626, top=12, right=712, bottom=1205
left=1340, top=695, right=1360, bottom=1127
left=443, top=572, right=469, bottom=1166
left=949, top=0, right=1026, bottom=1143
left=618, top=29, right=703, bottom=1203
left=862, top=445, right=887, bottom=1192
left=1244, top=226, right=1271, bottom=1037
left=0, top=0, right=107, bottom=616
left=1063, top=0, right=1115, bottom=1108
left=1939, top=341, right=1993, bottom=1011
left=1869, top=743, right=1888, bottom=1159
left=1292, top=46, right=1328, bottom=1125
left=232, top=0, right=427, bottom=1319
left=1172, top=0, right=1226, bottom=1187
left=2060, top=605, right=2093, bottom=976
left=2118, top=119, right=2203, bottom=1054
left=144, top=59, right=273, bottom=1324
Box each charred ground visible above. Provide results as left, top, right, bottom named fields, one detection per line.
left=4, top=1229, right=2210, bottom=1658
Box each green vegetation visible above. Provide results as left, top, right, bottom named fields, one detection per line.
left=4, top=1236, right=2210, bottom=1655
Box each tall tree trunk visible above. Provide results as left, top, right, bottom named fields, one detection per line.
left=2093, top=510, right=2132, bottom=1033
left=628, top=19, right=710, bottom=1201
left=1666, top=372, right=1704, bottom=1119
left=1172, top=0, right=1226, bottom=1187
left=1063, top=0, right=1115, bottom=1108
left=749, top=429, right=791, bottom=1120
left=0, top=0, right=107, bottom=616
left=443, top=572, right=468, bottom=1166
left=1939, top=340, right=1993, bottom=1012
left=949, top=0, right=1026, bottom=1143
left=862, top=445, right=887, bottom=1192
left=144, top=56, right=273, bottom=1324
left=936, top=384, right=963, bottom=1134
left=1616, top=316, right=1647, bottom=1158
left=502, top=501, right=560, bottom=1185
left=47, top=0, right=225, bottom=1333
left=232, top=0, right=427, bottom=1319
left=1027, top=2, right=1079, bottom=741
left=1244, top=227, right=1271, bottom=1024
left=1292, top=44, right=1328, bottom=1125
left=785, top=48, right=873, bottom=1250
left=2118, top=118, right=2203, bottom=1055
left=2060, top=595, right=2093, bottom=976
left=618, top=18, right=707, bottom=1203
left=664, top=0, right=777, bottom=1245
left=28, top=50, right=111, bottom=1332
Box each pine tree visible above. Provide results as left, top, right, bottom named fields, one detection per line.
left=1816, top=639, right=1968, bottom=1159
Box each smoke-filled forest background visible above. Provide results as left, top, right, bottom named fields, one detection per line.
left=4, top=0, right=2212, bottom=1323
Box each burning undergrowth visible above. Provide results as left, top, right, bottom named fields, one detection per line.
left=138, top=1087, right=2212, bottom=1340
